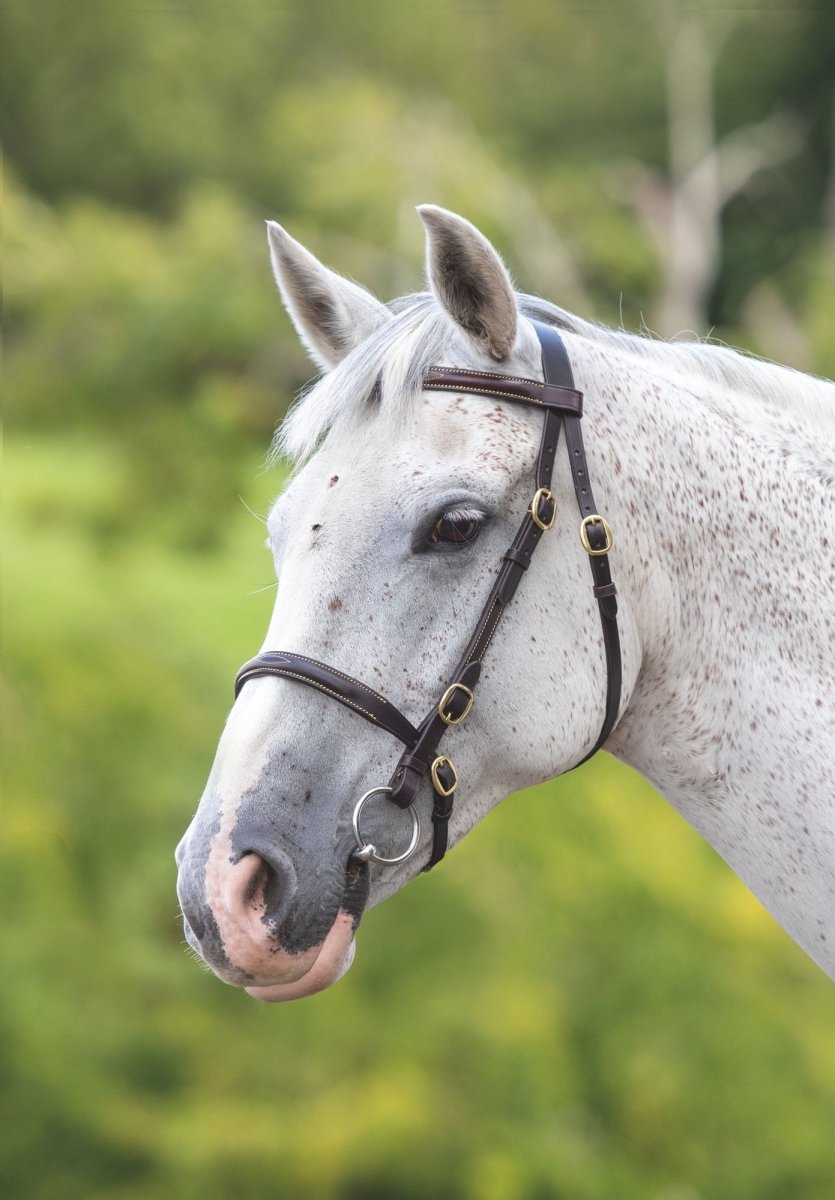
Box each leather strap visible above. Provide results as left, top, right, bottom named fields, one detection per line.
left=234, top=321, right=622, bottom=872
left=234, top=651, right=420, bottom=747
left=387, top=322, right=581, bottom=866
left=561, top=413, right=622, bottom=762
left=424, top=366, right=583, bottom=415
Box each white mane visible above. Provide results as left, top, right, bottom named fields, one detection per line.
left=275, top=295, right=456, bottom=463
left=275, top=292, right=835, bottom=467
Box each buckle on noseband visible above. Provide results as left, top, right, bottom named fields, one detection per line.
left=352, top=786, right=421, bottom=865
left=438, top=682, right=474, bottom=726
left=579, top=514, right=613, bottom=555
left=430, top=755, right=458, bottom=797
left=530, top=487, right=557, bottom=531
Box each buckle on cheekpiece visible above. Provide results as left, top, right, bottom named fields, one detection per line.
left=530, top=487, right=557, bottom=531
left=430, top=755, right=458, bottom=797
left=579, top=514, right=613, bottom=555
left=438, top=682, right=475, bottom=726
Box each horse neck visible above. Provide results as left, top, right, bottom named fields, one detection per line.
left=572, top=337, right=835, bottom=978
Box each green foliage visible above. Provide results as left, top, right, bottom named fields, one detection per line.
left=4, top=3, right=835, bottom=1197
left=5, top=170, right=300, bottom=548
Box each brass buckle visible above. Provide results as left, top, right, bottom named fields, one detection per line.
left=438, top=682, right=474, bottom=726
left=579, top=514, right=613, bottom=556
left=529, top=487, right=557, bottom=532
left=430, top=755, right=458, bottom=797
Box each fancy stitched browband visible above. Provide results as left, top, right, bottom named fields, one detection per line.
left=235, top=321, right=622, bottom=871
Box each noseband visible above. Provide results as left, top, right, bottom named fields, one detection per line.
left=235, top=321, right=621, bottom=871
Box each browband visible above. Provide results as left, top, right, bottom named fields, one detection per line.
left=235, top=321, right=621, bottom=871
left=424, top=366, right=583, bottom=414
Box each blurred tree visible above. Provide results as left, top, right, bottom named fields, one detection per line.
left=4, top=4, right=835, bottom=1197
left=616, top=10, right=802, bottom=336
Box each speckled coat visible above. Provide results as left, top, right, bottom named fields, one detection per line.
left=176, top=206, right=835, bottom=1001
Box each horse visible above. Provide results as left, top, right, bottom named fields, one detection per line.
left=176, top=205, right=835, bottom=1002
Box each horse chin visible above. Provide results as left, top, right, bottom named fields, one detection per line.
left=244, top=909, right=358, bottom=1003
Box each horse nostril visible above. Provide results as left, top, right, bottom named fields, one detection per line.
left=233, top=848, right=297, bottom=928
left=240, top=852, right=269, bottom=905
left=237, top=852, right=286, bottom=921
left=176, top=843, right=299, bottom=975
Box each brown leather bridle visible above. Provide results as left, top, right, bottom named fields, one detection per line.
left=234, top=321, right=621, bottom=871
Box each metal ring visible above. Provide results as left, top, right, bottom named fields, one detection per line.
left=352, top=786, right=421, bottom=866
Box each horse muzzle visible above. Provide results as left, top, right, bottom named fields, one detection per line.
left=176, top=828, right=369, bottom=1001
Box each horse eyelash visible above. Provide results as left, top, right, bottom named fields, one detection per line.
left=440, top=507, right=485, bottom=525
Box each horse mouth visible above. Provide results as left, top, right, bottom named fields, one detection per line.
left=182, top=849, right=369, bottom=1003
left=244, top=909, right=359, bottom=1001
left=244, top=853, right=369, bottom=1002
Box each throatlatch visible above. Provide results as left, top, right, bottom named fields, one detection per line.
left=235, top=321, right=621, bottom=871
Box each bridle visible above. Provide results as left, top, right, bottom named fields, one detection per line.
left=234, top=321, right=621, bottom=871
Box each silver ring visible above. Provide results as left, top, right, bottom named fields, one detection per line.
left=352, top=786, right=420, bottom=866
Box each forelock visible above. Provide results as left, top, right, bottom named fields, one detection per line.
left=273, top=293, right=462, bottom=463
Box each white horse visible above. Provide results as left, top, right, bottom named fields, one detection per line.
left=176, top=205, right=835, bottom=1001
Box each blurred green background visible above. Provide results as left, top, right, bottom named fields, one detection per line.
left=4, top=3, right=835, bottom=1198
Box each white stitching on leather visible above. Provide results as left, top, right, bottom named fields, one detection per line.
left=238, top=667, right=380, bottom=724
left=426, top=381, right=546, bottom=406
left=268, top=652, right=390, bottom=706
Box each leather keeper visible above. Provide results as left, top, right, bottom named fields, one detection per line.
left=397, top=753, right=430, bottom=775
left=593, top=579, right=618, bottom=620
left=432, top=792, right=455, bottom=822
left=503, top=546, right=531, bottom=570
left=388, top=760, right=425, bottom=808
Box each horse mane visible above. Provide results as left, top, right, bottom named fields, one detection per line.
left=523, top=295, right=835, bottom=434
left=274, top=291, right=835, bottom=465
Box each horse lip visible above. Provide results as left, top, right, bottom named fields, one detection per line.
left=245, top=915, right=357, bottom=1002
left=240, top=853, right=368, bottom=992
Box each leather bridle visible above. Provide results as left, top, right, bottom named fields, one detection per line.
left=234, top=321, right=621, bottom=871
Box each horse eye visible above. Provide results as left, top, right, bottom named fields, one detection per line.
left=429, top=510, right=483, bottom=547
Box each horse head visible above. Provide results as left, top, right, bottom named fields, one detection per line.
left=174, top=206, right=641, bottom=1000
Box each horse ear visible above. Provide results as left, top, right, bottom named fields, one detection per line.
left=417, top=205, right=518, bottom=361
left=267, top=222, right=392, bottom=370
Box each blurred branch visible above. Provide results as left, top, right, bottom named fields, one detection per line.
left=611, top=10, right=802, bottom=337
left=705, top=112, right=803, bottom=207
